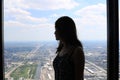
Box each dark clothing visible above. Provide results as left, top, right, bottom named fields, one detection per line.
left=53, top=48, right=75, bottom=80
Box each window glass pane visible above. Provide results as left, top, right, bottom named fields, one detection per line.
left=4, top=0, right=107, bottom=80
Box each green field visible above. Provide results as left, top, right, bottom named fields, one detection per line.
left=10, top=63, right=37, bottom=80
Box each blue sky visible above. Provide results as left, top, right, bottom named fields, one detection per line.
left=4, top=0, right=107, bottom=42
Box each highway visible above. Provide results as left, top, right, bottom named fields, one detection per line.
left=84, top=60, right=107, bottom=80
left=5, top=45, right=41, bottom=80
left=5, top=63, right=23, bottom=80
left=85, top=60, right=106, bottom=76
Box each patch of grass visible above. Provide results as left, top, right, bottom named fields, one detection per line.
left=10, top=63, right=37, bottom=80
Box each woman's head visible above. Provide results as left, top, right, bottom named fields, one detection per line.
left=55, top=16, right=77, bottom=44
left=54, top=16, right=83, bottom=52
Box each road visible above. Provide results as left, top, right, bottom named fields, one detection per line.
left=5, top=63, right=23, bottom=80
left=5, top=45, right=41, bottom=80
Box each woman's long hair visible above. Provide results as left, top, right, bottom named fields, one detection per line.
left=55, top=16, right=83, bottom=53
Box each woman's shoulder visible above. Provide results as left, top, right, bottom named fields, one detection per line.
left=74, top=46, right=83, bottom=52
left=71, top=46, right=84, bottom=59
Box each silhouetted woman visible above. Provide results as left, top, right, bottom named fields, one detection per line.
left=53, top=16, right=85, bottom=80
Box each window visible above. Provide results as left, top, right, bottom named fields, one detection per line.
left=2, top=0, right=117, bottom=80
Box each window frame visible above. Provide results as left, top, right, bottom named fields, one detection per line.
left=1, top=0, right=119, bottom=80
left=107, top=0, right=119, bottom=80
left=1, top=0, right=4, bottom=79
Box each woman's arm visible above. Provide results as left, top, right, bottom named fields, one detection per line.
left=72, top=47, right=85, bottom=80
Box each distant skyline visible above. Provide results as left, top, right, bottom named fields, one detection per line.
left=4, top=0, right=107, bottom=42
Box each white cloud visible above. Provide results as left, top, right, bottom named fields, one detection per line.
left=23, top=0, right=79, bottom=10
left=4, top=20, right=26, bottom=27
left=75, top=3, right=106, bottom=23
left=4, top=0, right=57, bottom=42
left=4, top=0, right=79, bottom=28
left=14, top=15, right=49, bottom=24
left=4, top=20, right=53, bottom=28
left=4, top=7, right=49, bottom=26
left=4, top=0, right=29, bottom=9
left=74, top=3, right=107, bottom=40
left=75, top=3, right=106, bottom=16
left=4, top=0, right=78, bottom=27
left=4, top=0, right=79, bottom=11
left=4, top=0, right=31, bottom=21
left=4, top=8, right=31, bottom=18
left=4, top=20, right=55, bottom=42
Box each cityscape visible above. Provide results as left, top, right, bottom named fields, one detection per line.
left=4, top=41, right=118, bottom=80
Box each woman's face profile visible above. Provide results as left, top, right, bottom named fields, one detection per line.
left=54, top=29, right=60, bottom=40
